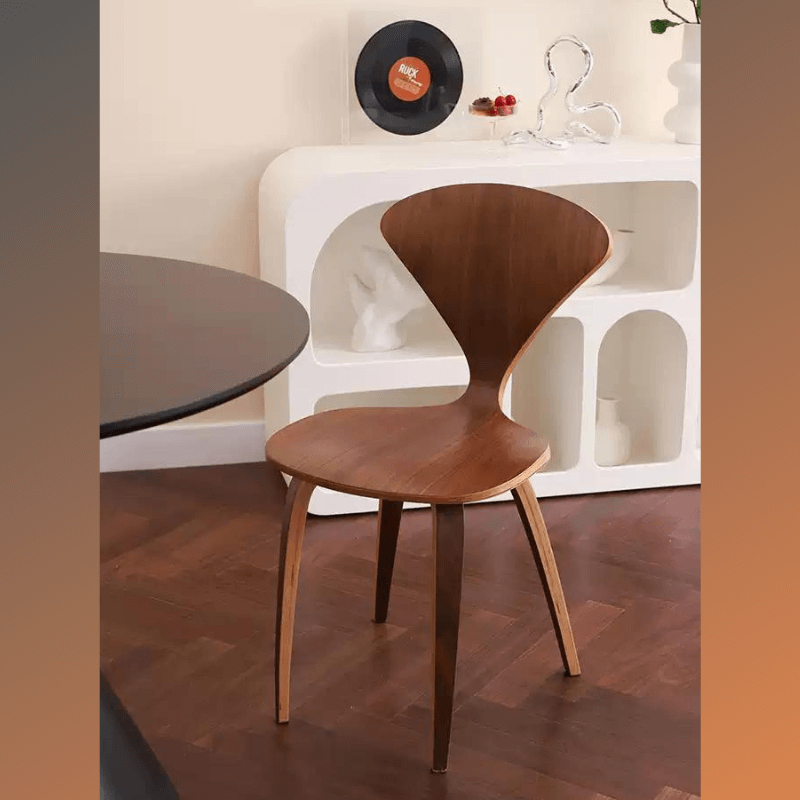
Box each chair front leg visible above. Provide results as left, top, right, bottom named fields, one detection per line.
left=512, top=479, right=580, bottom=676
left=275, top=477, right=315, bottom=723
left=431, top=503, right=465, bottom=773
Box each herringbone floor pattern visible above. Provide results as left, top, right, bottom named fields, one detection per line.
left=101, top=464, right=700, bottom=800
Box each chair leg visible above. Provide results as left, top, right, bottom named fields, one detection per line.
left=512, top=479, right=581, bottom=677
left=430, top=503, right=465, bottom=773
left=374, top=500, right=403, bottom=623
left=275, top=477, right=315, bottom=724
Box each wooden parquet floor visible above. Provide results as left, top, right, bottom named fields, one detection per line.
left=100, top=464, right=700, bottom=800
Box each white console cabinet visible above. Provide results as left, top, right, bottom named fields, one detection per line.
left=258, top=138, right=700, bottom=515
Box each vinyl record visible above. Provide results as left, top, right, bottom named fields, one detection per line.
left=354, top=20, right=463, bottom=136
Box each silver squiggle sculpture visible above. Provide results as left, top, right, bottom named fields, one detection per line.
left=504, top=35, right=621, bottom=149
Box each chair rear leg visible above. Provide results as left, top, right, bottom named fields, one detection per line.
left=512, top=479, right=581, bottom=676
left=374, top=500, right=403, bottom=623
left=275, top=478, right=315, bottom=723
left=431, top=503, right=465, bottom=773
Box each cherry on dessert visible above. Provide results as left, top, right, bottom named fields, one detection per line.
left=505, top=94, right=517, bottom=106
left=494, top=95, right=507, bottom=107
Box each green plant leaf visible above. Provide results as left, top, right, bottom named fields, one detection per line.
left=696, top=0, right=701, bottom=18
left=651, top=18, right=680, bottom=34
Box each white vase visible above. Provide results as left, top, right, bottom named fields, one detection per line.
left=595, top=397, right=631, bottom=467
left=582, top=229, right=634, bottom=287
left=348, top=246, right=427, bottom=352
left=664, top=24, right=701, bottom=145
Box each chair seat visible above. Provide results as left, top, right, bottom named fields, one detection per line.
left=265, top=399, right=550, bottom=504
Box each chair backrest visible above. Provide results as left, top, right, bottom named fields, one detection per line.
left=380, top=183, right=611, bottom=405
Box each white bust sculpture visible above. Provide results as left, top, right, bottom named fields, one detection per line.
left=348, top=245, right=427, bottom=352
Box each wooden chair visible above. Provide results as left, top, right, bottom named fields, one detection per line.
left=266, top=183, right=611, bottom=772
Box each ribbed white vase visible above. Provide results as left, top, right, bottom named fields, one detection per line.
left=595, top=397, right=631, bottom=467
left=664, top=24, right=701, bottom=144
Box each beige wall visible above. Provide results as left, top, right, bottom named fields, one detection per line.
left=100, top=0, right=682, bottom=424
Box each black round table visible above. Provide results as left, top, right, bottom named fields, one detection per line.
left=100, top=253, right=308, bottom=800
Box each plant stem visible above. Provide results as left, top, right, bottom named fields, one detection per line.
left=692, top=1, right=701, bottom=23
left=662, top=0, right=692, bottom=24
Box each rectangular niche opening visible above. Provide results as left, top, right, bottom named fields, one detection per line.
left=310, top=202, right=461, bottom=366
left=596, top=311, right=687, bottom=466
left=510, top=317, right=584, bottom=473
left=548, top=181, right=698, bottom=294
left=314, top=384, right=465, bottom=414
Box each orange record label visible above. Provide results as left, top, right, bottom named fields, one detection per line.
left=387, top=56, right=431, bottom=102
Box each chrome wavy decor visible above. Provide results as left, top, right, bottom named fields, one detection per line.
left=504, top=35, right=621, bottom=149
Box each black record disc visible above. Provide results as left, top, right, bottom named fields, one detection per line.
left=354, top=20, right=463, bottom=136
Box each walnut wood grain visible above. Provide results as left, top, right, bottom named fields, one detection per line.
left=275, top=478, right=315, bottom=723
left=512, top=480, right=581, bottom=676
left=374, top=500, right=403, bottom=623
left=430, top=504, right=465, bottom=773
left=101, top=467, right=701, bottom=798
left=266, top=184, right=609, bottom=505
left=380, top=183, right=611, bottom=399
left=265, top=184, right=611, bottom=771
left=266, top=401, right=550, bottom=504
